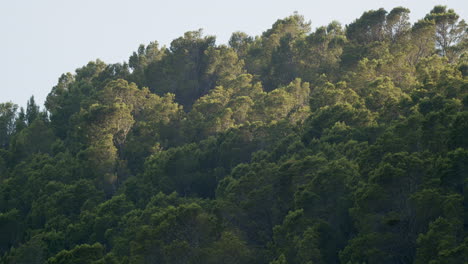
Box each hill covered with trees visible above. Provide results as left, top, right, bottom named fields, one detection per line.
left=0, top=5, right=467, bottom=264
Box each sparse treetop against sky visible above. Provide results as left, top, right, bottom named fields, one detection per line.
left=1, top=0, right=467, bottom=108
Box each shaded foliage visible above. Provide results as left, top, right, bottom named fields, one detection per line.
left=0, top=5, right=466, bottom=264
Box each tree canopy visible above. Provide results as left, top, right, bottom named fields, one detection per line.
left=0, top=6, right=467, bottom=264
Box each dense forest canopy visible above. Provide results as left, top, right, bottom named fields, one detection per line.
left=0, top=5, right=467, bottom=264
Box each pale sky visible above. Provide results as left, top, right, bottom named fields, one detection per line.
left=1, top=0, right=467, bottom=108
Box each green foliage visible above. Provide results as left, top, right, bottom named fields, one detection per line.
left=425, top=6, right=467, bottom=60
left=144, top=30, right=219, bottom=108
left=0, top=102, right=18, bottom=149
left=0, top=6, right=467, bottom=264
left=47, top=243, right=105, bottom=264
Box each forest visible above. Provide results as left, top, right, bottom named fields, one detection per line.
left=0, top=5, right=467, bottom=264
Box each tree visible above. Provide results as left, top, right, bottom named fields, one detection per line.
left=229, top=31, right=253, bottom=58
left=25, top=96, right=40, bottom=125
left=145, top=29, right=217, bottom=107
left=346, top=8, right=387, bottom=44
left=245, top=13, right=310, bottom=90
left=47, top=243, right=104, bottom=264
left=10, top=118, right=56, bottom=161
left=385, top=7, right=411, bottom=43
left=128, top=41, right=165, bottom=86
left=409, top=19, right=436, bottom=65
left=0, top=209, right=22, bottom=254
left=45, top=61, right=107, bottom=139
left=205, top=231, right=252, bottom=264
left=295, top=21, right=346, bottom=82
left=0, top=102, right=18, bottom=148
left=415, top=218, right=466, bottom=264
left=425, top=6, right=467, bottom=60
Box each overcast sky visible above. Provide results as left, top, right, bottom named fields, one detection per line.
left=1, top=0, right=467, bottom=108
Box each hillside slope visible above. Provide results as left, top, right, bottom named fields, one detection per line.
left=0, top=6, right=467, bottom=264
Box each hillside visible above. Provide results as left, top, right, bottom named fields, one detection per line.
left=0, top=6, right=467, bottom=264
